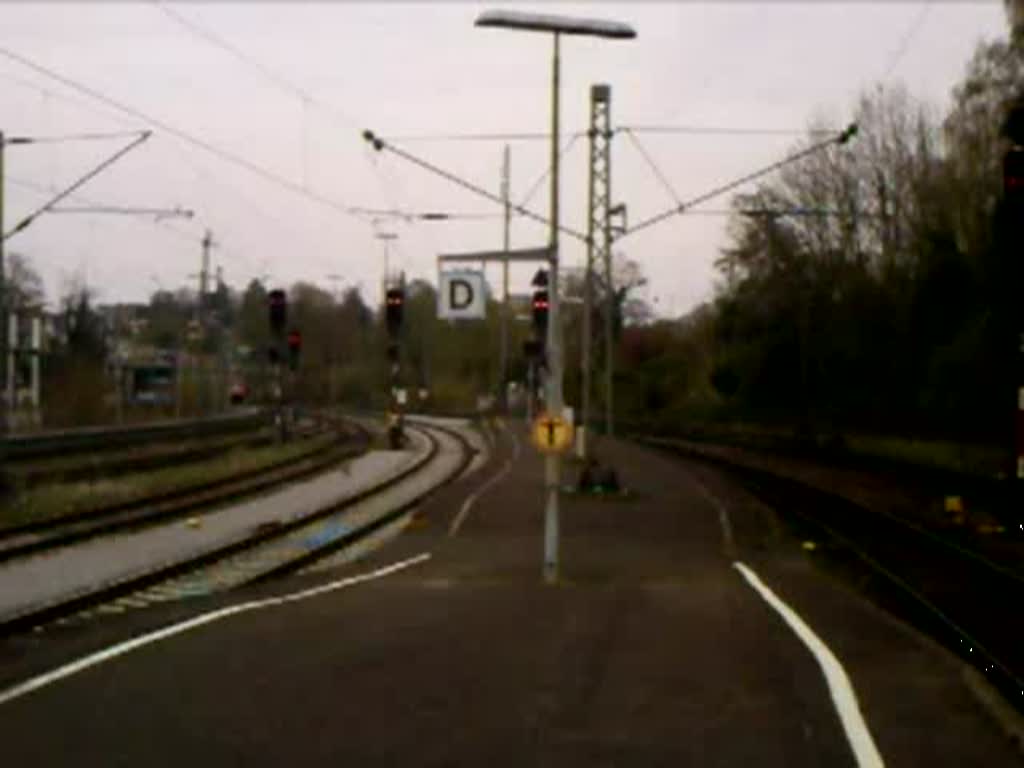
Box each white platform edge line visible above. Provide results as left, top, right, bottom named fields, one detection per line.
left=449, top=425, right=520, bottom=537
left=449, top=459, right=513, bottom=536
left=734, top=561, right=885, bottom=768
left=0, top=553, right=432, bottom=708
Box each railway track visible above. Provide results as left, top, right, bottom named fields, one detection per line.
left=4, top=409, right=268, bottom=464
left=0, top=419, right=473, bottom=637
left=9, top=423, right=304, bottom=490
left=0, top=417, right=368, bottom=565
left=3, top=408, right=286, bottom=490
left=644, top=437, right=1024, bottom=715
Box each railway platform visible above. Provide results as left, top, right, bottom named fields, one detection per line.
left=0, top=420, right=1019, bottom=766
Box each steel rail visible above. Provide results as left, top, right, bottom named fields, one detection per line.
left=0, top=421, right=473, bottom=636
left=5, top=409, right=268, bottom=463
left=244, top=419, right=475, bottom=583
left=642, top=436, right=1024, bottom=714
left=0, top=420, right=366, bottom=564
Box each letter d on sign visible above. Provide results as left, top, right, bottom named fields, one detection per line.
left=437, top=271, right=485, bottom=319
left=450, top=280, right=474, bottom=310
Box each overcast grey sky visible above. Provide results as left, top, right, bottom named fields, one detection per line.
left=0, top=2, right=1009, bottom=316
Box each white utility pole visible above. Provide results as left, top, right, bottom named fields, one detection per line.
left=500, top=144, right=512, bottom=409
left=475, top=9, right=636, bottom=585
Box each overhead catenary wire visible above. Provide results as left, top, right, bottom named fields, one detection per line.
left=153, top=0, right=472, bottom=283
left=0, top=68, right=142, bottom=129
left=621, top=127, right=683, bottom=207
left=7, top=175, right=259, bottom=280
left=384, top=130, right=587, bottom=143
left=2, top=130, right=152, bottom=146
left=151, top=0, right=360, bottom=129
left=3, top=131, right=152, bottom=241
left=7, top=174, right=259, bottom=293
left=5, top=23, right=392, bottom=286
left=619, top=125, right=835, bottom=136
left=880, top=0, right=933, bottom=81
left=1, top=63, right=348, bottom=279
left=151, top=1, right=414, bottom=227
left=517, top=133, right=580, bottom=210
left=48, top=205, right=194, bottom=219
left=176, top=152, right=345, bottom=278
left=0, top=46, right=369, bottom=223
left=620, top=125, right=858, bottom=240
left=350, top=207, right=503, bottom=221
left=10, top=174, right=200, bottom=226
left=151, top=4, right=853, bottom=247
left=378, top=126, right=823, bottom=141
left=363, top=131, right=588, bottom=244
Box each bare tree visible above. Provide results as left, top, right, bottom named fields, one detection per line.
left=6, top=252, right=44, bottom=310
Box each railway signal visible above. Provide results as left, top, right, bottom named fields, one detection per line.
left=383, top=279, right=407, bottom=448
left=385, top=286, right=404, bottom=337
left=531, top=289, right=549, bottom=335
left=268, top=289, right=287, bottom=334
left=523, top=339, right=544, bottom=361
left=287, top=329, right=302, bottom=372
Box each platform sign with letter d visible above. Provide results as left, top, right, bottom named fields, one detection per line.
left=438, top=271, right=486, bottom=320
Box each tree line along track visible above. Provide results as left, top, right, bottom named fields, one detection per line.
left=0, top=420, right=474, bottom=637
left=0, top=415, right=368, bottom=565
left=642, top=436, right=1024, bottom=716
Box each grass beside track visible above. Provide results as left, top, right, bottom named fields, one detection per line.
left=0, top=434, right=338, bottom=530
left=7, top=428, right=276, bottom=483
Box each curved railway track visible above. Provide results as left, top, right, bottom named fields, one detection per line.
left=0, top=419, right=474, bottom=637
left=644, top=437, right=1024, bottom=715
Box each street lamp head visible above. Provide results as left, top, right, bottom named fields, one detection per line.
left=475, top=9, right=636, bottom=39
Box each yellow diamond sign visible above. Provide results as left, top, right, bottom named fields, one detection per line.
left=531, top=412, right=573, bottom=454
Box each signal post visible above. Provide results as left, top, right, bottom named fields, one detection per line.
left=267, top=289, right=288, bottom=442
left=384, top=278, right=405, bottom=449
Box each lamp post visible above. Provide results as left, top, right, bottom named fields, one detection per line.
left=475, top=9, right=636, bottom=584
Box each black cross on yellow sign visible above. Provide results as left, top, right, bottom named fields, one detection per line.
left=531, top=412, right=572, bottom=454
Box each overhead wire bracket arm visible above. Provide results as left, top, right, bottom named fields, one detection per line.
left=619, top=123, right=858, bottom=241
left=3, top=130, right=153, bottom=241
left=362, top=130, right=588, bottom=244
left=621, top=127, right=683, bottom=207
left=47, top=204, right=195, bottom=220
